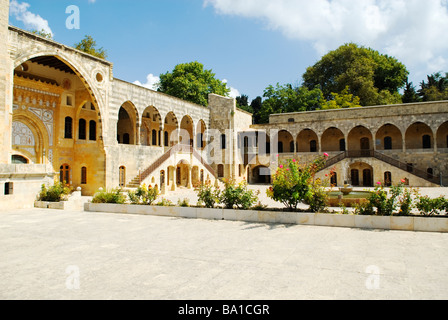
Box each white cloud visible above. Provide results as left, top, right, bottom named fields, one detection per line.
left=222, top=79, right=240, bottom=98
left=134, top=73, right=160, bottom=91
left=9, top=0, right=53, bottom=36
left=205, top=0, right=448, bottom=80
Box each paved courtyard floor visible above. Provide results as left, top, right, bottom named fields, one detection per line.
left=0, top=206, right=447, bottom=300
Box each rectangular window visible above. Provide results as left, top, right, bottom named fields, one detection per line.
left=4, top=182, right=13, bottom=195
left=65, top=117, right=73, bottom=139
left=81, top=167, right=87, bottom=185
left=66, top=95, right=73, bottom=106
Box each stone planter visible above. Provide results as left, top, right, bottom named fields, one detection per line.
left=83, top=203, right=448, bottom=233
left=34, top=200, right=66, bottom=210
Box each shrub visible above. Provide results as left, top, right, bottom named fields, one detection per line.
left=177, top=198, right=190, bottom=207
left=155, top=198, right=174, bottom=207
left=219, top=179, right=259, bottom=210
left=91, top=188, right=126, bottom=204
left=37, top=182, right=71, bottom=202
left=354, top=201, right=375, bottom=216
left=415, top=196, right=448, bottom=216
left=304, top=178, right=329, bottom=213
left=195, top=181, right=220, bottom=208
left=267, top=156, right=327, bottom=211
left=128, top=184, right=159, bottom=205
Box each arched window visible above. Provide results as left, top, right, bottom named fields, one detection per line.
left=64, top=117, right=73, bottom=139
left=339, top=139, right=346, bottom=152
left=427, top=168, right=434, bottom=179
left=12, top=155, right=28, bottom=164
left=384, top=172, right=392, bottom=187
left=217, top=164, right=224, bottom=178
left=119, top=166, right=126, bottom=187
left=60, top=164, right=70, bottom=184
left=331, top=172, right=338, bottom=187
left=278, top=142, right=284, bottom=153
left=123, top=133, right=130, bottom=145
left=384, top=136, right=392, bottom=150
left=152, top=129, right=157, bottom=146
left=81, top=167, right=87, bottom=185
left=422, top=135, right=432, bottom=149
left=310, top=140, right=317, bottom=153
left=78, top=119, right=86, bottom=140
left=221, top=134, right=226, bottom=150
left=164, top=131, right=169, bottom=147
left=89, top=121, right=97, bottom=141
left=290, top=141, right=295, bottom=153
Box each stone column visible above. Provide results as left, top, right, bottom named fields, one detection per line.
left=0, top=0, right=11, bottom=164
left=187, top=165, right=192, bottom=189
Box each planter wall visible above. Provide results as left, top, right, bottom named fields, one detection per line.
left=84, top=203, right=448, bottom=233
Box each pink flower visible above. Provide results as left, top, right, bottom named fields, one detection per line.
left=276, top=154, right=279, bottom=157
left=279, top=165, right=284, bottom=169
left=292, top=159, right=296, bottom=163
left=401, top=179, right=406, bottom=184
left=324, top=153, right=329, bottom=158
left=286, top=168, right=290, bottom=171
left=376, top=182, right=382, bottom=185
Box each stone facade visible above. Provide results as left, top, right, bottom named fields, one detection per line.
left=0, top=1, right=447, bottom=209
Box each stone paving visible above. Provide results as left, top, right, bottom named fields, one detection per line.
left=0, top=206, right=447, bottom=300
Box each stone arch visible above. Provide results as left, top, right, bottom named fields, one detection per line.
left=180, top=115, right=194, bottom=147
left=321, top=127, right=345, bottom=152
left=297, top=129, right=319, bottom=153
left=436, top=121, right=448, bottom=149
left=164, top=112, right=179, bottom=147
left=347, top=125, right=373, bottom=152
left=12, top=113, right=49, bottom=164
left=274, top=130, right=294, bottom=153
left=141, top=106, right=162, bottom=146
left=196, top=119, right=207, bottom=149
left=117, top=101, right=139, bottom=145
left=375, top=124, right=403, bottom=151
left=349, top=162, right=374, bottom=187
left=14, top=52, right=106, bottom=136
left=405, top=122, right=434, bottom=150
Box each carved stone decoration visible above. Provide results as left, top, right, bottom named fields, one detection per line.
left=12, top=121, right=35, bottom=146
left=28, top=107, right=54, bottom=146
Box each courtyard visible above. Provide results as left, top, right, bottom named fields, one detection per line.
left=1, top=202, right=447, bottom=300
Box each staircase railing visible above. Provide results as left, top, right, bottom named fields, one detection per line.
left=321, top=150, right=439, bottom=185
left=136, top=144, right=216, bottom=184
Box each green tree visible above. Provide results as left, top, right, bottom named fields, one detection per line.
left=321, top=86, right=362, bottom=109
left=402, top=79, right=421, bottom=103
left=30, top=29, right=53, bottom=40
left=250, top=96, right=263, bottom=124
left=158, top=61, right=230, bottom=107
left=259, top=83, right=323, bottom=124
left=418, top=72, right=448, bottom=101
left=236, top=94, right=253, bottom=113
left=302, top=43, right=408, bottom=106
left=74, top=35, right=107, bottom=59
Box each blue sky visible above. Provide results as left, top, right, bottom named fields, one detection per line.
left=8, top=0, right=448, bottom=101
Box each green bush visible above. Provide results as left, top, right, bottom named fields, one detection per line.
left=415, top=196, right=448, bottom=216
left=219, top=179, right=259, bottom=210
left=195, top=181, right=220, bottom=208
left=267, top=156, right=327, bottom=211
left=91, top=188, right=126, bottom=204
left=37, top=182, right=71, bottom=202
left=304, top=180, right=329, bottom=213
left=155, top=198, right=174, bottom=207
left=177, top=198, right=190, bottom=207
left=128, top=184, right=159, bottom=205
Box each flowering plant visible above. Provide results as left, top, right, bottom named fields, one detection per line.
left=267, top=156, right=328, bottom=211
left=128, top=184, right=159, bottom=205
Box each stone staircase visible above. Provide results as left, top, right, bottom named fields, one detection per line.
left=126, top=144, right=217, bottom=188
